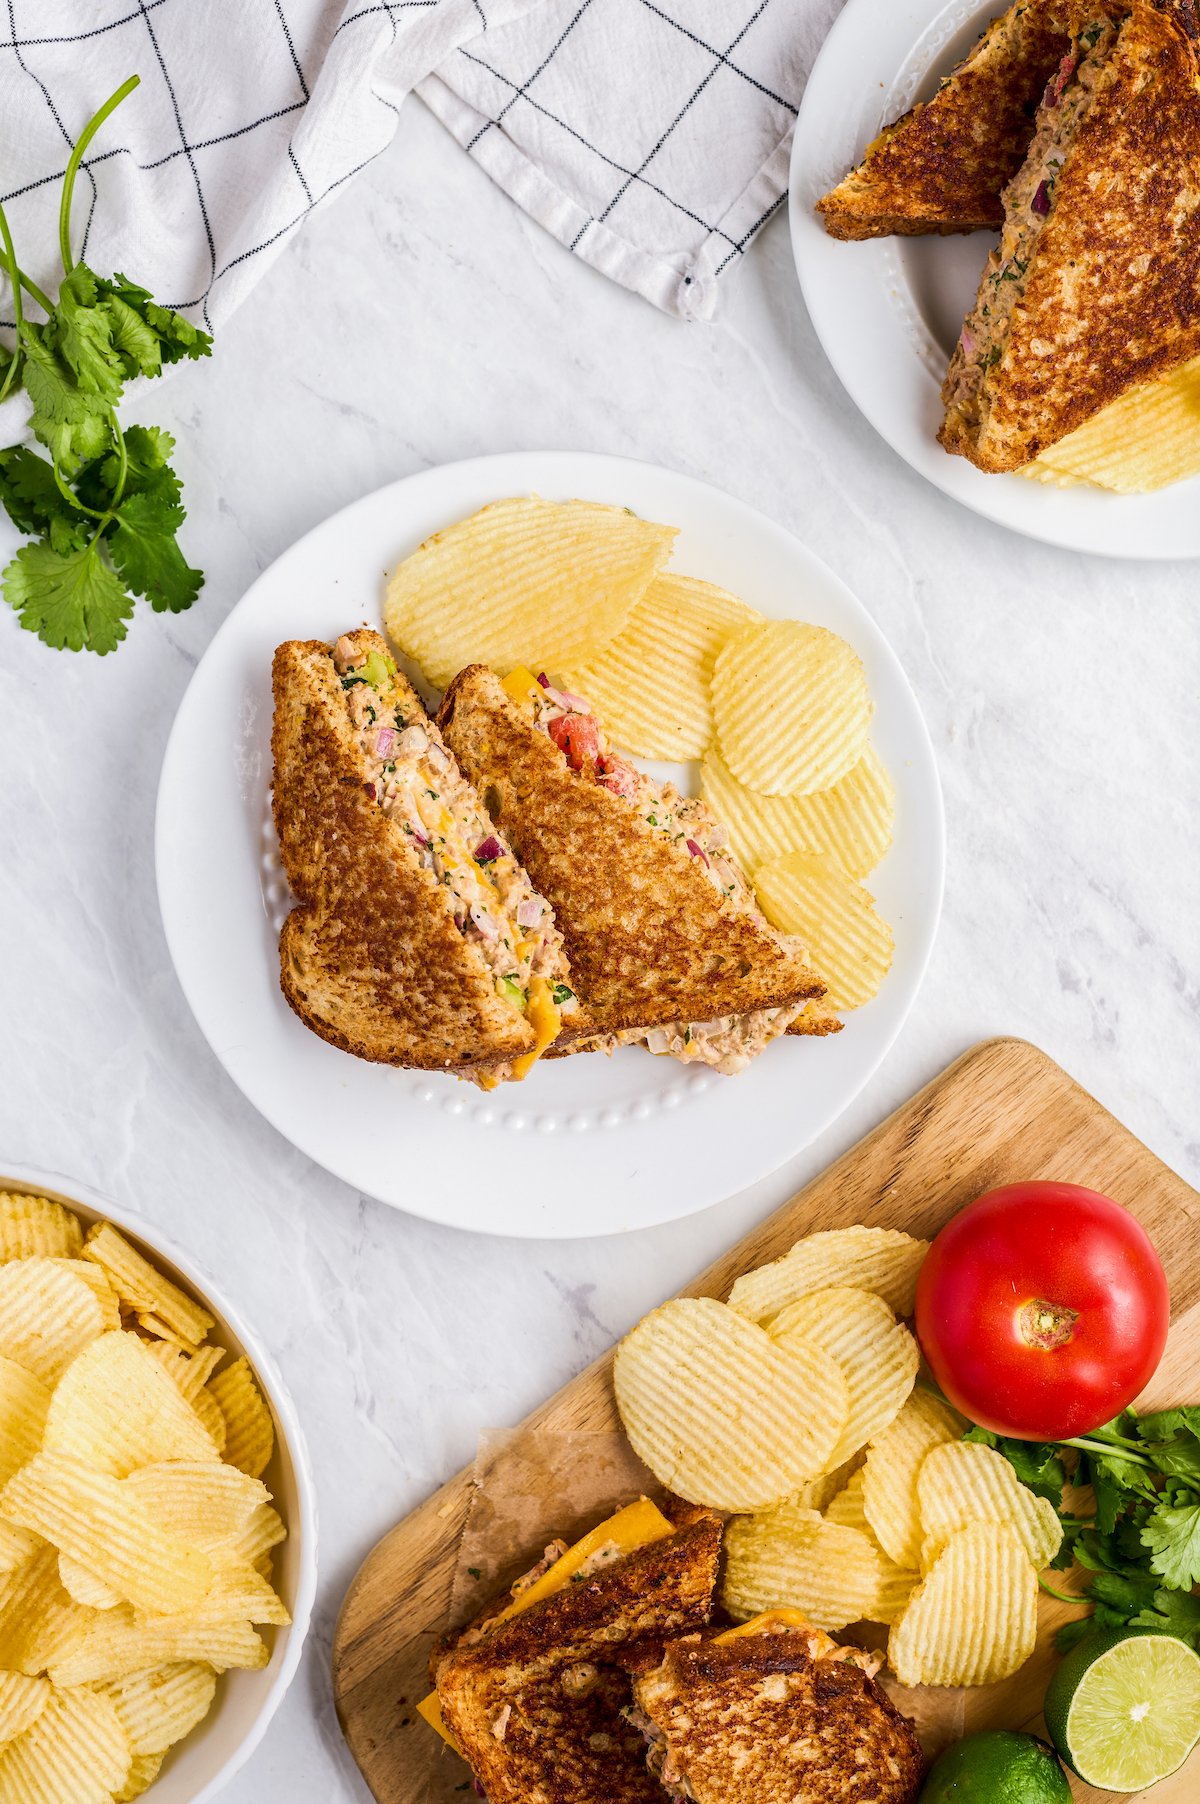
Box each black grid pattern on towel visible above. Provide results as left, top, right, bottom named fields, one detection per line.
left=0, top=0, right=409, bottom=329
left=453, top=0, right=799, bottom=275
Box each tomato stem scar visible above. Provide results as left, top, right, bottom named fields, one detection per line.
left=1018, top=1298, right=1079, bottom=1349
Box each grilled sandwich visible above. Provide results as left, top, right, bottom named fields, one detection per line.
left=271, top=630, right=579, bottom=1081
left=436, top=666, right=829, bottom=1074
left=817, top=0, right=1197, bottom=241
left=940, top=2, right=1200, bottom=470
left=630, top=1612, right=924, bottom=1804
left=425, top=1498, right=722, bottom=1804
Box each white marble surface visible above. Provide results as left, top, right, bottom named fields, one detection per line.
left=2, top=92, right=1199, bottom=1804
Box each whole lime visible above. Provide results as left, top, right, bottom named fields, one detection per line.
left=919, top=1730, right=1072, bottom=1802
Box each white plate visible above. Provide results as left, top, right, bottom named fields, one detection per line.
left=156, top=453, right=943, bottom=1239
left=791, top=0, right=1200, bottom=559
left=0, top=1164, right=317, bottom=1804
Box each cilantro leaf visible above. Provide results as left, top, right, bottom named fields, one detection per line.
left=0, top=447, right=89, bottom=550
left=1138, top=1408, right=1200, bottom=1443
left=1131, top=1588, right=1200, bottom=1644
left=74, top=424, right=183, bottom=516
left=108, top=490, right=201, bottom=613
left=1141, top=1502, right=1200, bottom=1590
left=99, top=272, right=212, bottom=365
left=18, top=321, right=112, bottom=472
left=3, top=539, right=132, bottom=653
left=50, top=264, right=124, bottom=401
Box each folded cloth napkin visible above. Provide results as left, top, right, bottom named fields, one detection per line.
left=0, top=0, right=809, bottom=353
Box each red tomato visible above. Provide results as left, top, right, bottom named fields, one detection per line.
left=597, top=754, right=638, bottom=799
left=548, top=712, right=601, bottom=770
left=915, top=1182, right=1169, bottom=1441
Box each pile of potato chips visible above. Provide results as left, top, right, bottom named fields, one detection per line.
left=383, top=497, right=895, bottom=1014
left=0, top=1192, right=289, bottom=1801
left=614, top=1225, right=1061, bottom=1690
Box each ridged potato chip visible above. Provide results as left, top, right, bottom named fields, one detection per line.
left=144, top=1341, right=224, bottom=1404
left=0, top=1355, right=50, bottom=1486
left=754, top=850, right=894, bottom=1009
left=0, top=1670, right=50, bottom=1744
left=917, top=1441, right=1064, bottom=1571
left=50, top=1260, right=121, bottom=1331
left=115, top=1750, right=164, bottom=1801
left=384, top=496, right=676, bottom=689
left=43, top=1332, right=219, bottom=1475
left=49, top=1610, right=269, bottom=1688
left=711, top=620, right=872, bottom=796
left=614, top=1298, right=850, bottom=1511
left=824, top=1471, right=919, bottom=1624
left=83, top=1224, right=214, bottom=1347
left=701, top=742, right=895, bottom=879
left=770, top=1286, right=919, bottom=1468
left=0, top=1194, right=83, bottom=1262
left=1027, top=353, right=1200, bottom=493
left=793, top=1450, right=865, bottom=1513
left=104, top=1662, right=218, bottom=1756
left=125, top=1462, right=283, bottom=1564
left=0, top=1453, right=214, bottom=1617
left=0, top=1521, right=41, bottom=1576
left=208, top=1357, right=274, bottom=1479
left=558, top=574, right=759, bottom=759
left=0, top=1682, right=131, bottom=1802
left=888, top=1522, right=1038, bottom=1687
left=862, top=1390, right=967, bottom=1571
left=0, top=1545, right=88, bottom=1676
left=58, top=1554, right=121, bottom=1612
left=728, top=1226, right=930, bottom=1324
left=722, top=1504, right=883, bottom=1630
left=0, top=1260, right=103, bottom=1387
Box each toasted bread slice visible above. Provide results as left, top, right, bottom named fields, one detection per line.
left=632, top=1623, right=923, bottom=1802
left=437, top=667, right=826, bottom=1048
left=818, top=0, right=1072, bottom=238
left=433, top=1503, right=722, bottom=1804
left=818, top=0, right=1198, bottom=241
left=940, top=3, right=1200, bottom=470
left=271, top=631, right=575, bottom=1076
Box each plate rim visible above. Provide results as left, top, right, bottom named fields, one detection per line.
left=154, top=450, right=945, bottom=1239
left=789, top=0, right=1200, bottom=561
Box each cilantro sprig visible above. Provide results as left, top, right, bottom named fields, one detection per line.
left=0, top=75, right=211, bottom=654
left=966, top=1408, right=1200, bottom=1651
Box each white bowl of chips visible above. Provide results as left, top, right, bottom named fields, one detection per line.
left=0, top=1166, right=317, bottom=1803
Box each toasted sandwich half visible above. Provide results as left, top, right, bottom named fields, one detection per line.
left=271, top=630, right=579, bottom=1081
left=940, top=3, right=1200, bottom=470
left=817, top=0, right=1197, bottom=241
left=425, top=1498, right=722, bottom=1804
left=630, top=1612, right=924, bottom=1803
left=436, top=667, right=828, bottom=1074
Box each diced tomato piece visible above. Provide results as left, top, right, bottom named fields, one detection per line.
left=548, top=712, right=601, bottom=769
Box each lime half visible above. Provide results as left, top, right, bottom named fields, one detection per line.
left=1044, top=1627, right=1200, bottom=1791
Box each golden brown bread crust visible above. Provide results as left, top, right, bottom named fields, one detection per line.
left=433, top=1504, right=722, bottom=1804
left=787, top=998, right=845, bottom=1037
left=817, top=0, right=1198, bottom=241
left=271, top=633, right=536, bottom=1072
left=940, top=4, right=1200, bottom=469
left=817, top=0, right=1073, bottom=239
left=635, top=1633, right=924, bottom=1802
left=437, top=666, right=825, bottom=1036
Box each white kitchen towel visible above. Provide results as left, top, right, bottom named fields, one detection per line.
left=0, top=0, right=809, bottom=351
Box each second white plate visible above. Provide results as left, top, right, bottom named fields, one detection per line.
left=791, top=0, right=1200, bottom=559
left=156, top=453, right=943, bottom=1238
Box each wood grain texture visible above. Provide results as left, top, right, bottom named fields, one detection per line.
left=332, top=1038, right=1200, bottom=1803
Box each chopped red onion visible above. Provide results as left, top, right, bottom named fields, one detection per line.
left=536, top=671, right=550, bottom=688
left=474, top=835, right=502, bottom=863
left=1032, top=181, right=1051, bottom=216
left=516, top=896, right=545, bottom=928
left=375, top=726, right=396, bottom=755
left=685, top=838, right=710, bottom=867
left=469, top=904, right=500, bottom=940
left=362, top=781, right=377, bottom=801
left=553, top=687, right=592, bottom=712
left=959, top=326, right=977, bottom=357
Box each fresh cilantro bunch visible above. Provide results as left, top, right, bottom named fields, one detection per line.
left=0, top=75, right=211, bottom=654
left=966, top=1408, right=1200, bottom=1651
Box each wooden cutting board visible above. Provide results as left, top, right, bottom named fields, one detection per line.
left=332, top=1037, right=1200, bottom=1803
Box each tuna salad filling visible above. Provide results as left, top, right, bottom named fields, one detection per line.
left=334, top=638, right=576, bottom=1027
left=943, top=19, right=1116, bottom=435
left=506, top=667, right=809, bottom=1072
